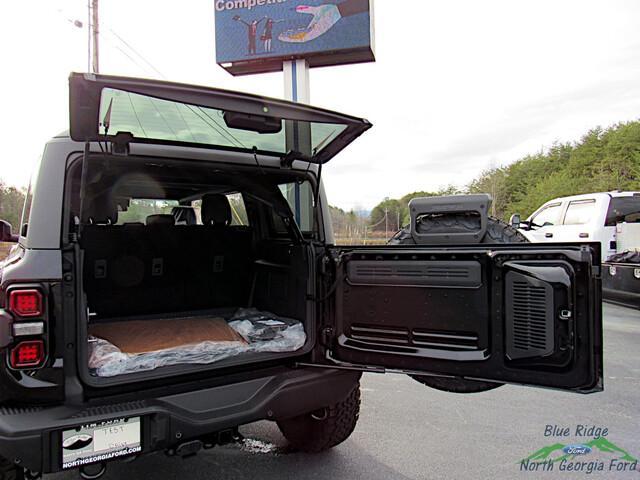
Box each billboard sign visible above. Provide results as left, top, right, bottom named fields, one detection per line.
left=215, top=0, right=375, bottom=75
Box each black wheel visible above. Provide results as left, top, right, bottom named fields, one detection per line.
left=0, top=458, right=22, bottom=480
left=277, top=382, right=360, bottom=453
left=390, top=216, right=528, bottom=393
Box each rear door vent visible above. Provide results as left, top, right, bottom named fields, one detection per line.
left=505, top=272, right=554, bottom=360
left=347, top=260, right=481, bottom=287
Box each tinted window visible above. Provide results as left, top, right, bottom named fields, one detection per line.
left=100, top=88, right=348, bottom=156
left=531, top=203, right=562, bottom=226
left=605, top=197, right=640, bottom=226
left=564, top=199, right=596, bottom=225
left=227, top=193, right=249, bottom=226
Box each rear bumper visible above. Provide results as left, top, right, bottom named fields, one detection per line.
left=0, top=368, right=360, bottom=473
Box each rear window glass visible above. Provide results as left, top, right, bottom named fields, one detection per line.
left=605, top=197, right=640, bottom=226
left=100, top=88, right=348, bottom=156
left=563, top=199, right=596, bottom=225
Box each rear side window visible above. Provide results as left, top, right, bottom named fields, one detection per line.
left=563, top=199, right=596, bottom=225
left=227, top=193, right=249, bottom=226
left=279, top=181, right=314, bottom=232
left=605, top=196, right=640, bottom=226
left=531, top=203, right=562, bottom=226
left=19, top=157, right=42, bottom=238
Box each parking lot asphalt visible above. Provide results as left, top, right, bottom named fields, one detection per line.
left=51, top=303, right=640, bottom=479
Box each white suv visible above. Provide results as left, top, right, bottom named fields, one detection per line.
left=519, top=191, right=640, bottom=261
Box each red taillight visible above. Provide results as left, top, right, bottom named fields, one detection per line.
left=8, top=289, right=43, bottom=317
left=10, top=340, right=45, bottom=368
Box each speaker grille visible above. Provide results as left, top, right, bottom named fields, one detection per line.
left=506, top=273, right=554, bottom=359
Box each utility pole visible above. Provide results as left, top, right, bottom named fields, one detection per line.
left=87, top=0, right=91, bottom=72
left=384, top=207, right=388, bottom=239
left=91, top=0, right=100, bottom=73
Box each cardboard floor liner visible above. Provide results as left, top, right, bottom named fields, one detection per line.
left=88, top=316, right=246, bottom=354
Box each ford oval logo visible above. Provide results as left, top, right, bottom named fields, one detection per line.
left=562, top=444, right=592, bottom=456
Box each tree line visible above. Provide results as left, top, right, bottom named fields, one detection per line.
left=2, top=120, right=639, bottom=239
left=0, top=180, right=26, bottom=232
left=366, top=120, right=640, bottom=231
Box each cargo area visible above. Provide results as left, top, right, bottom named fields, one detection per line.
left=71, top=155, right=315, bottom=382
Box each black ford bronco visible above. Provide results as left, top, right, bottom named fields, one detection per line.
left=0, top=73, right=602, bottom=478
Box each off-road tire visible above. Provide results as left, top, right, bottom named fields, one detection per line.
left=277, top=382, right=360, bottom=453
left=482, top=217, right=528, bottom=243
left=390, top=216, right=528, bottom=393
left=389, top=216, right=528, bottom=244
left=0, top=458, right=22, bottom=480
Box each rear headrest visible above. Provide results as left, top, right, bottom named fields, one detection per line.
left=201, top=194, right=231, bottom=226
left=171, top=206, right=197, bottom=225
left=146, top=214, right=175, bottom=226
left=83, top=191, right=118, bottom=225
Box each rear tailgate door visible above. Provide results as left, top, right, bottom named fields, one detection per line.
left=325, top=244, right=602, bottom=393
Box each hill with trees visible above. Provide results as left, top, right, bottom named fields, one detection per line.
left=369, top=120, right=640, bottom=229
left=0, top=180, right=25, bottom=231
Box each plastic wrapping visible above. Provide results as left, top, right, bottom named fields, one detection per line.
left=88, top=309, right=306, bottom=377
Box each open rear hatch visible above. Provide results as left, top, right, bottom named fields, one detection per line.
left=69, top=72, right=371, bottom=164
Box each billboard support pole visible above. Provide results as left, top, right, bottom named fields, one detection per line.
left=283, top=59, right=310, bottom=104
left=284, top=59, right=312, bottom=228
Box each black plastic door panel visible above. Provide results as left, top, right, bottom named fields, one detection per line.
left=328, top=245, right=602, bottom=393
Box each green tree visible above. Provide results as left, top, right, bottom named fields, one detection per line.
left=0, top=179, right=26, bottom=231
left=369, top=197, right=403, bottom=232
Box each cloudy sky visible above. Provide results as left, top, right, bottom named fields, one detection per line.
left=1, top=0, right=639, bottom=210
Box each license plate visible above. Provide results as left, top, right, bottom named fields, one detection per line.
left=61, top=417, right=142, bottom=470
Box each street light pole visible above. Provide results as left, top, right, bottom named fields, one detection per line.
left=91, top=0, right=100, bottom=73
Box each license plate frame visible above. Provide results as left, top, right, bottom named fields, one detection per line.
left=60, top=416, right=142, bottom=470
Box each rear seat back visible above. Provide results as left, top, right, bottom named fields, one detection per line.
left=183, top=194, right=253, bottom=308
left=82, top=198, right=254, bottom=318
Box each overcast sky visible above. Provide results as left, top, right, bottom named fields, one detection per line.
left=1, top=0, right=639, bottom=210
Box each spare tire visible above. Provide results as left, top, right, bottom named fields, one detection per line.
left=390, top=216, right=528, bottom=393
left=389, top=216, right=528, bottom=245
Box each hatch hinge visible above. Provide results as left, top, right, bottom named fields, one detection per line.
left=280, top=149, right=311, bottom=168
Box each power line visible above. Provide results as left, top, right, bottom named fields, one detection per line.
left=107, top=27, right=167, bottom=79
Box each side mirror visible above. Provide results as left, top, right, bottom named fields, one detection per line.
left=0, top=220, right=18, bottom=243
left=509, top=214, right=521, bottom=230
